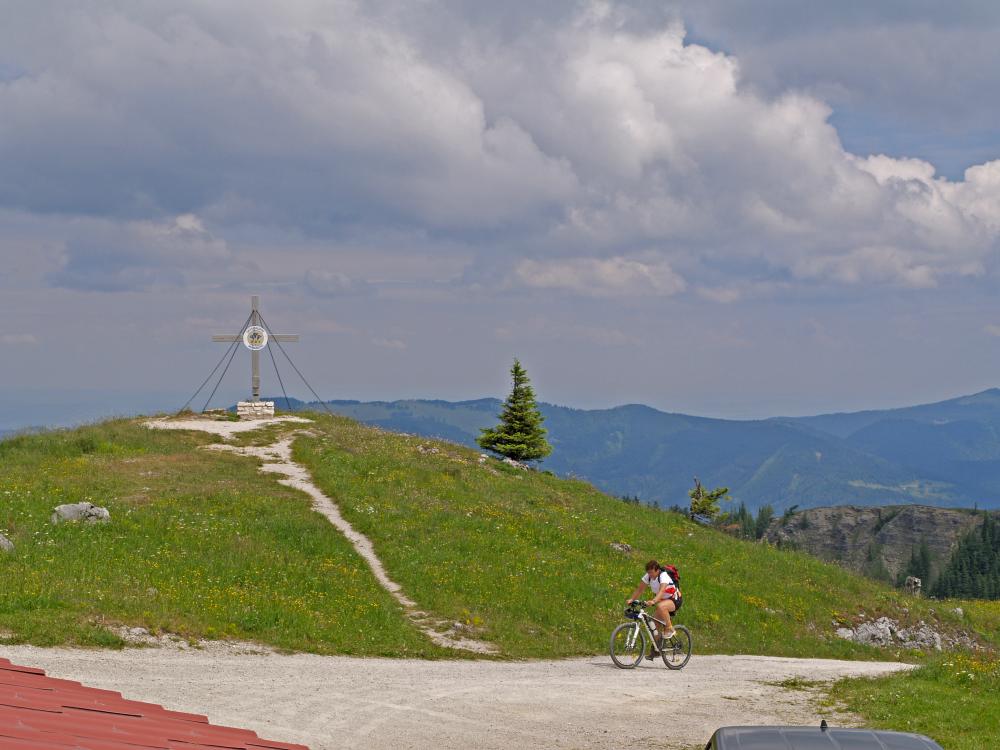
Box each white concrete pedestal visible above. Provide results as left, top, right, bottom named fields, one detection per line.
left=237, top=401, right=275, bottom=419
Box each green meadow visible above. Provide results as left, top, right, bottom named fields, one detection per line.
left=0, top=420, right=438, bottom=655
left=1, top=414, right=997, bottom=670
left=829, top=647, right=1000, bottom=750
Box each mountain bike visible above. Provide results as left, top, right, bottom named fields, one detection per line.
left=610, top=600, right=692, bottom=669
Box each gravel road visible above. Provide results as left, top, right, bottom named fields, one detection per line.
left=2, top=647, right=911, bottom=749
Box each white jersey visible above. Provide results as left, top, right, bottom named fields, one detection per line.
left=641, top=571, right=679, bottom=599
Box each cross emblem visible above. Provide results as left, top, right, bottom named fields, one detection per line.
left=212, top=295, right=299, bottom=402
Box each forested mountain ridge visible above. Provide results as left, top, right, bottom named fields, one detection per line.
left=275, top=389, right=1000, bottom=510
left=933, top=514, right=1000, bottom=599
left=763, top=504, right=997, bottom=584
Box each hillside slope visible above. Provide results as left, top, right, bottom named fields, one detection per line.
left=285, top=392, right=1000, bottom=510
left=292, top=414, right=999, bottom=658
left=1, top=415, right=996, bottom=659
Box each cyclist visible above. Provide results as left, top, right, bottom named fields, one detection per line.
left=626, top=559, right=681, bottom=658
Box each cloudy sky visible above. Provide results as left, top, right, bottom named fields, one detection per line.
left=3, top=0, right=1000, bottom=429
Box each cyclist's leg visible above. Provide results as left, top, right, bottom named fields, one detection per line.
left=654, top=600, right=676, bottom=637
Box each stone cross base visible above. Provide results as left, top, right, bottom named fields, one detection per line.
left=237, top=401, right=275, bottom=419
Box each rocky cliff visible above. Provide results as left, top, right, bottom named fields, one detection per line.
left=764, top=504, right=996, bottom=583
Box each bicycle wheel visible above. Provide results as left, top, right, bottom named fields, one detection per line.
left=660, top=625, right=692, bottom=670
left=610, top=621, right=646, bottom=669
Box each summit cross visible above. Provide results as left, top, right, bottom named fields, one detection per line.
left=212, top=295, right=299, bottom=404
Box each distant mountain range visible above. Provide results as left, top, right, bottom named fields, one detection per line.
left=269, top=389, right=1000, bottom=511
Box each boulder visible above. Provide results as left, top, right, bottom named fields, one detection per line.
left=835, top=615, right=973, bottom=652
left=897, top=621, right=942, bottom=651
left=609, top=542, right=633, bottom=554
left=0, top=534, right=13, bottom=553
left=51, top=502, right=110, bottom=525
left=851, top=616, right=897, bottom=648
left=903, top=576, right=922, bottom=596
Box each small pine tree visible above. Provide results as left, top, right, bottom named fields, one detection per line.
left=478, top=359, right=552, bottom=463
left=688, top=477, right=730, bottom=523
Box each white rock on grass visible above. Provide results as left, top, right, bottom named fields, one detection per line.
left=836, top=616, right=965, bottom=652
left=51, top=502, right=111, bottom=525
left=501, top=457, right=529, bottom=470
left=0, top=534, right=13, bottom=553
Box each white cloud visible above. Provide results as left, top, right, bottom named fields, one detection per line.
left=0, top=1, right=997, bottom=297
left=791, top=245, right=941, bottom=290
left=515, top=256, right=686, bottom=297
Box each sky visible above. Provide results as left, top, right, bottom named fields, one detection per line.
left=3, top=0, right=1000, bottom=429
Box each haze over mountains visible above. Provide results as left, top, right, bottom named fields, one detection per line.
left=270, top=389, right=1000, bottom=511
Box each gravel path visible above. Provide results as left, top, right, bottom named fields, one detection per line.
left=207, top=436, right=496, bottom=653
left=1, top=647, right=911, bottom=750
left=145, top=416, right=495, bottom=653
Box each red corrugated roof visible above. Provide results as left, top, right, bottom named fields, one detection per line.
left=0, top=657, right=308, bottom=750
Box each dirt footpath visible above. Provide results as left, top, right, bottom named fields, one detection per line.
left=1, top=647, right=910, bottom=749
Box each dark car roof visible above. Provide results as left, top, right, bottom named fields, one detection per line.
left=710, top=727, right=943, bottom=750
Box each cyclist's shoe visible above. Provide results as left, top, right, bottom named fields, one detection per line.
left=662, top=628, right=677, bottom=641
left=645, top=650, right=657, bottom=661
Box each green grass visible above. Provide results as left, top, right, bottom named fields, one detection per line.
left=293, top=414, right=1000, bottom=659
left=2, top=414, right=997, bottom=665
left=829, top=650, right=1000, bottom=749
left=0, top=420, right=441, bottom=656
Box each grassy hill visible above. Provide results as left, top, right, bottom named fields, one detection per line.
left=281, top=391, right=1000, bottom=511
left=2, top=414, right=997, bottom=662
left=0, top=421, right=437, bottom=655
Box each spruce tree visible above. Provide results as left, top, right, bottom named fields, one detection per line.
left=754, top=504, right=775, bottom=540
left=478, top=359, right=552, bottom=463
left=735, top=502, right=754, bottom=539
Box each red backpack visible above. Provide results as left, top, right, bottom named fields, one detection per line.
left=662, top=564, right=681, bottom=590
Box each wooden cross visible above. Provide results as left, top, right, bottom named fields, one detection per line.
left=212, top=295, right=299, bottom=402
